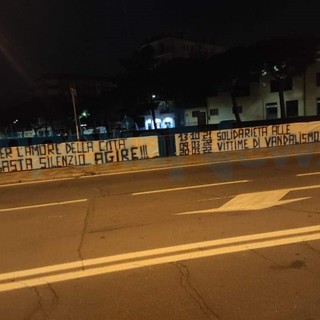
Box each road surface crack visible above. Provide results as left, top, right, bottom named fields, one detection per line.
left=78, top=198, right=95, bottom=270
left=25, top=287, right=48, bottom=320
left=89, top=223, right=148, bottom=234
left=174, top=262, right=220, bottom=319
left=252, top=249, right=317, bottom=275
left=251, top=249, right=282, bottom=267
left=94, top=187, right=108, bottom=198
left=47, top=282, right=59, bottom=304
left=305, top=242, right=320, bottom=255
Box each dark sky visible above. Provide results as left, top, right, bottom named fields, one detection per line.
left=0, top=0, right=320, bottom=104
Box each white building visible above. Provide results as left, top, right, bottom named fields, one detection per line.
left=185, top=59, right=320, bottom=126
left=141, top=36, right=226, bottom=67
left=144, top=101, right=176, bottom=130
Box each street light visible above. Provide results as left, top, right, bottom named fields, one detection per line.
left=80, top=109, right=90, bottom=119
left=150, top=94, right=158, bottom=129
left=10, top=119, right=18, bottom=137
left=79, top=109, right=90, bottom=133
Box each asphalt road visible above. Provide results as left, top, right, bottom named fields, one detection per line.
left=1, top=149, right=320, bottom=320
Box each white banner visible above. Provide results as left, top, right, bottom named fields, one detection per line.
left=175, top=121, right=320, bottom=156
left=0, top=136, right=159, bottom=173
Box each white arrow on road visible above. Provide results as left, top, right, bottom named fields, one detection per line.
left=176, top=184, right=320, bottom=215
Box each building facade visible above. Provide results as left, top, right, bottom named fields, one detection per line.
left=141, top=36, right=226, bottom=67
left=143, top=100, right=176, bottom=130
left=185, top=60, right=320, bottom=126
left=141, top=36, right=226, bottom=129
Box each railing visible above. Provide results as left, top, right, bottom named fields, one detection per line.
left=1, top=115, right=320, bottom=155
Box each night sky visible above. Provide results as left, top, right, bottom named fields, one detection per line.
left=0, top=0, right=320, bottom=105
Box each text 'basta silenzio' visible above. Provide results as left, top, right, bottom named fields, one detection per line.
left=0, top=137, right=159, bottom=173
left=2, top=122, right=320, bottom=173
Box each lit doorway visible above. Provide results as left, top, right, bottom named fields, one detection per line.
left=266, top=103, right=279, bottom=119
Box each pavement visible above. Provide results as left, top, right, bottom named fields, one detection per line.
left=1, top=143, right=320, bottom=185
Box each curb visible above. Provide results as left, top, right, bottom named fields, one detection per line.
left=1, top=143, right=320, bottom=186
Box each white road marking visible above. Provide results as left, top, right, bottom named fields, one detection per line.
left=78, top=150, right=320, bottom=178
left=0, top=177, right=75, bottom=188
left=297, top=172, right=320, bottom=177
left=0, top=224, right=319, bottom=292
left=177, top=184, right=320, bottom=215
left=2, top=149, right=319, bottom=188
left=0, top=199, right=88, bottom=212
left=198, top=196, right=233, bottom=202
left=132, top=180, right=250, bottom=196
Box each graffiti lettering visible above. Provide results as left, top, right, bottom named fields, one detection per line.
left=0, top=148, right=12, bottom=159
left=24, top=144, right=62, bottom=157
left=65, top=142, right=94, bottom=154
left=271, top=124, right=290, bottom=135
left=217, top=127, right=268, bottom=141
left=217, top=139, right=249, bottom=151
left=0, top=137, right=158, bottom=173
left=39, top=155, right=87, bottom=168
left=0, top=158, right=33, bottom=172
left=94, top=146, right=146, bottom=164
left=175, top=122, right=320, bottom=156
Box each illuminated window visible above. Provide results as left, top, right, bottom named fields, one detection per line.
left=145, top=119, right=152, bottom=130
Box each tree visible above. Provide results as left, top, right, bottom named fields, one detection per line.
left=118, top=45, right=160, bottom=128
left=154, top=58, right=209, bottom=108
left=208, top=46, right=257, bottom=123
left=252, top=35, right=319, bottom=119
left=119, top=45, right=214, bottom=128
left=0, top=106, right=18, bottom=137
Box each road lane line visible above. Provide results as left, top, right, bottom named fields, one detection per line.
left=79, top=151, right=320, bottom=178
left=297, top=172, right=320, bottom=177
left=1, top=224, right=319, bottom=280
left=0, top=199, right=88, bottom=212
left=0, top=224, right=319, bottom=284
left=0, top=231, right=319, bottom=292
left=198, top=196, right=233, bottom=202
left=0, top=178, right=75, bottom=188
left=177, top=184, right=320, bottom=215
left=132, top=180, right=250, bottom=196
left=1, top=150, right=320, bottom=188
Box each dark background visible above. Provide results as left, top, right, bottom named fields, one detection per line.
left=0, top=0, right=320, bottom=107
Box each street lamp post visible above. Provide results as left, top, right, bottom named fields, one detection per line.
left=10, top=119, right=18, bottom=138
left=151, top=94, right=158, bottom=130
left=70, top=83, right=80, bottom=140
left=79, top=109, right=90, bottom=134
